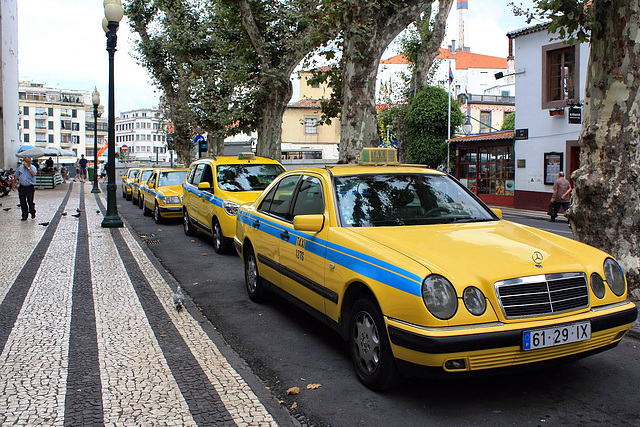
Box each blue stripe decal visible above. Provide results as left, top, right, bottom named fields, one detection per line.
left=238, top=211, right=423, bottom=297
left=183, top=183, right=223, bottom=208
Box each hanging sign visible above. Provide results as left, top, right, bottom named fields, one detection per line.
left=568, top=107, right=582, bottom=124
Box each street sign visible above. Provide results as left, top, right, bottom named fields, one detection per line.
left=515, top=129, right=529, bottom=140
left=568, top=107, right=582, bottom=124
left=121, top=144, right=128, bottom=152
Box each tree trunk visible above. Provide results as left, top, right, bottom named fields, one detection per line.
left=255, top=75, right=292, bottom=160
left=567, top=0, right=640, bottom=299
left=339, top=0, right=435, bottom=163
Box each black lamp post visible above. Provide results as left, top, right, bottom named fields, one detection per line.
left=101, top=0, right=123, bottom=228
left=91, top=87, right=101, bottom=194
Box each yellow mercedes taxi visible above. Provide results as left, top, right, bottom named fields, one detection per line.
left=182, top=153, right=285, bottom=254
left=139, top=168, right=189, bottom=224
left=121, top=167, right=141, bottom=201
left=131, top=167, right=155, bottom=207
left=234, top=148, right=637, bottom=390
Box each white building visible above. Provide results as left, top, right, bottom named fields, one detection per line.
left=1, top=0, right=20, bottom=169
left=115, top=108, right=172, bottom=163
left=18, top=81, right=103, bottom=163
left=508, top=24, right=587, bottom=210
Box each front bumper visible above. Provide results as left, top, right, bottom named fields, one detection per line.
left=159, top=205, right=182, bottom=217
left=388, top=302, right=637, bottom=373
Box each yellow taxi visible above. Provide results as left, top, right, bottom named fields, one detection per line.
left=182, top=153, right=285, bottom=254
left=139, top=168, right=189, bottom=224
left=131, top=167, right=155, bottom=207
left=121, top=167, right=141, bottom=201
left=234, top=148, right=637, bottom=390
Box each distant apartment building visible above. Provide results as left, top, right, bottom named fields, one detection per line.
left=115, top=109, right=172, bottom=163
left=18, top=81, right=104, bottom=161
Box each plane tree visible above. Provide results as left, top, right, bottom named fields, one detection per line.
left=515, top=0, right=640, bottom=296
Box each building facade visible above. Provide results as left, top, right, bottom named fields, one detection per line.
left=1, top=0, right=21, bottom=169
left=17, top=81, right=105, bottom=163
left=508, top=25, right=587, bottom=210
left=115, top=109, right=172, bottom=163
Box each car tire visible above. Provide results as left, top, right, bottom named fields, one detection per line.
left=132, top=193, right=138, bottom=205
left=212, top=217, right=230, bottom=254
left=143, top=200, right=152, bottom=216
left=348, top=297, right=397, bottom=391
left=183, top=210, right=197, bottom=236
left=244, top=245, right=266, bottom=303
left=122, top=189, right=127, bottom=199
left=154, top=203, right=163, bottom=224
left=138, top=194, right=144, bottom=209
left=126, top=191, right=132, bottom=201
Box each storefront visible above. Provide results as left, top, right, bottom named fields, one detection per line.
left=452, top=130, right=515, bottom=206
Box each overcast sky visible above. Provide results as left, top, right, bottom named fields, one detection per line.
left=17, top=0, right=535, bottom=113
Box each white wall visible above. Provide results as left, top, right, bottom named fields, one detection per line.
left=1, top=0, right=20, bottom=169
left=513, top=29, right=589, bottom=193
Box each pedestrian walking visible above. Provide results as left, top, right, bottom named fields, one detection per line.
left=12, top=156, right=37, bottom=221
left=78, top=155, right=88, bottom=183
left=549, top=170, right=572, bottom=222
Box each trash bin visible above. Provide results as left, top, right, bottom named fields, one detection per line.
left=88, top=166, right=94, bottom=181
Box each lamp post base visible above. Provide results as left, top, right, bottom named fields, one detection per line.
left=101, top=215, right=123, bottom=228
left=91, top=185, right=101, bottom=194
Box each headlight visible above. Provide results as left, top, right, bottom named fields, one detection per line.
left=223, top=200, right=240, bottom=216
left=603, top=258, right=626, bottom=296
left=164, top=196, right=181, bottom=204
left=590, top=273, right=605, bottom=299
left=422, top=275, right=458, bottom=320
left=463, top=286, right=486, bottom=316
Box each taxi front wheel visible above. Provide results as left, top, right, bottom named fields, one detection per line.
left=244, top=246, right=266, bottom=303
left=212, top=218, right=231, bottom=254
left=349, top=298, right=397, bottom=391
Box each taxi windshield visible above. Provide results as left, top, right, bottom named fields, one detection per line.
left=139, top=170, right=153, bottom=181
left=334, top=173, right=495, bottom=227
left=158, top=170, right=187, bottom=187
left=217, top=164, right=285, bottom=192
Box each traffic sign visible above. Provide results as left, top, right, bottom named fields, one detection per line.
left=121, top=144, right=129, bottom=152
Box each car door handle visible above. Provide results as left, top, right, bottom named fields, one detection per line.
left=280, top=231, right=290, bottom=241
left=252, top=220, right=260, bottom=229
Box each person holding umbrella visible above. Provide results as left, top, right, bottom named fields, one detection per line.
left=12, top=155, right=37, bottom=221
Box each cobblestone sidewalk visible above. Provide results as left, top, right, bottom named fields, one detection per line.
left=0, top=183, right=292, bottom=426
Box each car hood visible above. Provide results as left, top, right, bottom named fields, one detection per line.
left=344, top=220, right=604, bottom=287
left=223, top=190, right=264, bottom=205
left=157, top=185, right=182, bottom=198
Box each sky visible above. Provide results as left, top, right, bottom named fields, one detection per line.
left=17, top=0, right=535, bottom=113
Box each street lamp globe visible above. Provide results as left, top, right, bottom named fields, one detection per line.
left=462, top=116, right=473, bottom=136
left=104, top=0, right=124, bottom=23
left=92, top=87, right=100, bottom=107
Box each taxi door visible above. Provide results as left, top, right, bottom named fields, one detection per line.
left=249, top=175, right=300, bottom=289
left=277, top=175, right=329, bottom=315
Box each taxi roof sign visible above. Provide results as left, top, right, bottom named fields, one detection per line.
left=238, top=152, right=256, bottom=160
left=359, top=148, right=398, bottom=165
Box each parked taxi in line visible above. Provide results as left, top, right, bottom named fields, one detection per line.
left=139, top=168, right=189, bottom=224
left=131, top=167, right=155, bottom=207
left=234, top=148, right=637, bottom=390
left=182, top=153, right=285, bottom=254
left=121, top=167, right=141, bottom=201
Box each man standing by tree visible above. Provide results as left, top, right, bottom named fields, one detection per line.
left=549, top=171, right=571, bottom=222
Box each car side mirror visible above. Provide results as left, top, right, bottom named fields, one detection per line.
left=491, top=208, right=502, bottom=219
left=293, top=214, right=324, bottom=233
left=198, top=182, right=212, bottom=191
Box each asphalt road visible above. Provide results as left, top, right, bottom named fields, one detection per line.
left=117, top=196, right=640, bottom=427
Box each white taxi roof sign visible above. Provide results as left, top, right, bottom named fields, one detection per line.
left=359, top=148, right=398, bottom=165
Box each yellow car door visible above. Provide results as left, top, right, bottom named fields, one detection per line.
left=277, top=174, right=329, bottom=314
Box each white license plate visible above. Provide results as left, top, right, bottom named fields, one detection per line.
left=522, top=321, right=591, bottom=351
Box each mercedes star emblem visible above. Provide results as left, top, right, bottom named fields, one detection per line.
left=532, top=251, right=544, bottom=266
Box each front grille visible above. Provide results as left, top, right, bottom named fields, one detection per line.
left=495, top=272, right=589, bottom=318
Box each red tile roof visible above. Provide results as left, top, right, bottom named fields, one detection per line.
left=447, top=130, right=514, bottom=143
left=288, top=99, right=322, bottom=108
left=380, top=48, right=508, bottom=70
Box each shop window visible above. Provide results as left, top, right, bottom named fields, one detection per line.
left=459, top=146, right=514, bottom=196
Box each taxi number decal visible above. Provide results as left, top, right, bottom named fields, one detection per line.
left=296, top=237, right=306, bottom=261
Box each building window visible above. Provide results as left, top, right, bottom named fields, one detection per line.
left=304, top=116, right=318, bottom=134
left=36, top=120, right=46, bottom=129
left=72, top=109, right=77, bottom=118
left=23, top=119, right=29, bottom=129
left=24, top=134, right=30, bottom=143
left=48, top=108, right=54, bottom=115
left=48, top=134, right=54, bottom=143
left=48, top=121, right=54, bottom=130
left=458, top=146, right=514, bottom=197
left=35, top=107, right=47, bottom=116
left=479, top=111, right=491, bottom=133
left=72, top=123, right=80, bottom=131
left=23, top=106, right=29, bottom=115
left=72, top=135, right=80, bottom=144
left=542, top=43, right=578, bottom=109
